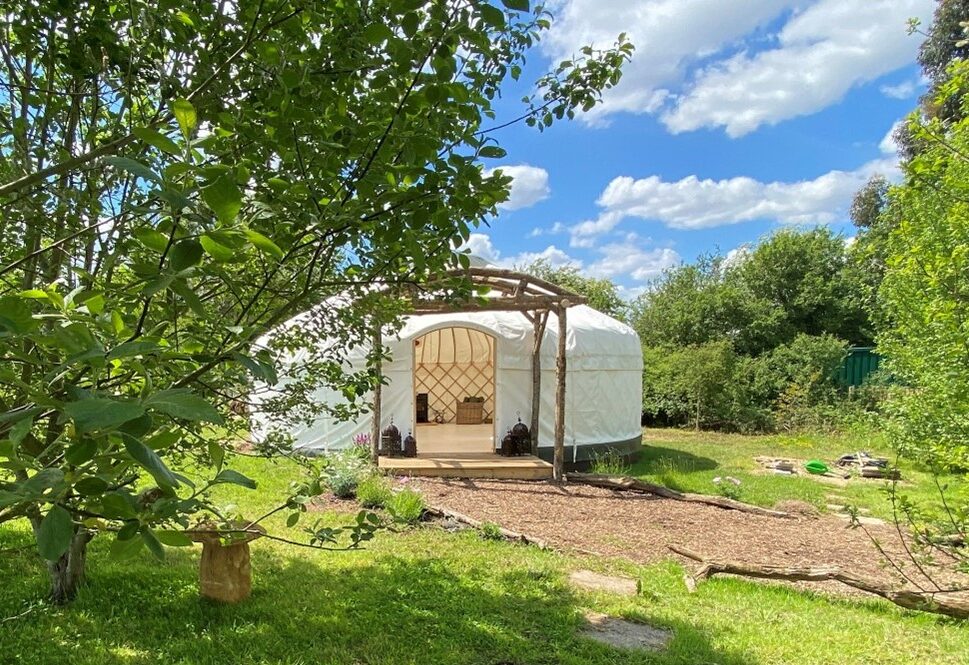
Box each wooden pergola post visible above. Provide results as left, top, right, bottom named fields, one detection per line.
left=370, top=326, right=382, bottom=461
left=529, top=310, right=548, bottom=456
left=553, top=303, right=568, bottom=481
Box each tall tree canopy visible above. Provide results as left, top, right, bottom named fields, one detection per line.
left=878, top=62, right=969, bottom=473
left=522, top=259, right=627, bottom=319
left=0, top=0, right=631, bottom=602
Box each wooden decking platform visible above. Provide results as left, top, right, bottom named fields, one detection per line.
left=378, top=452, right=553, bottom=480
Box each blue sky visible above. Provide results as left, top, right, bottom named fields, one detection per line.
left=466, top=0, right=933, bottom=298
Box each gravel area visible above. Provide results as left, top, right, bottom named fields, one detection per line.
left=405, top=477, right=969, bottom=596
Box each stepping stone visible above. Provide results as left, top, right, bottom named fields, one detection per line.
left=580, top=611, right=671, bottom=651
left=569, top=570, right=639, bottom=596
left=834, top=513, right=886, bottom=526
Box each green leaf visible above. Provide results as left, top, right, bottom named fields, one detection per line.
left=133, top=127, right=181, bottom=156
left=199, top=234, right=236, bottom=262
left=170, top=99, right=197, bottom=137
left=213, top=468, right=257, bottom=489
left=208, top=440, right=225, bottom=472
left=202, top=176, right=243, bottom=223
left=74, top=476, right=109, bottom=496
left=479, top=146, right=506, bottom=159
left=105, top=156, right=161, bottom=183
left=155, top=530, right=193, bottom=547
left=105, top=340, right=160, bottom=360
left=286, top=512, right=300, bottom=527
left=100, top=493, right=137, bottom=519
left=134, top=227, right=170, bottom=253
left=501, top=0, right=529, bottom=12
left=170, top=239, right=204, bottom=271
left=64, top=398, right=145, bottom=433
left=145, top=389, right=223, bottom=424
left=37, top=506, right=74, bottom=561
left=109, top=534, right=144, bottom=559
left=65, top=439, right=98, bottom=466
left=244, top=229, right=284, bottom=259
left=122, top=435, right=180, bottom=489
left=0, top=296, right=36, bottom=334
left=480, top=4, right=505, bottom=28
left=141, top=527, right=165, bottom=560
left=169, top=279, right=207, bottom=317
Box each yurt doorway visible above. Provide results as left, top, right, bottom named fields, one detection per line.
left=413, top=326, right=496, bottom=453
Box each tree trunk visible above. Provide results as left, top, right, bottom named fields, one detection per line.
left=45, top=530, right=92, bottom=605
left=567, top=473, right=792, bottom=518
left=670, top=545, right=969, bottom=620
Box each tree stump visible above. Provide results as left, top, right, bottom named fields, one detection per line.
left=187, top=522, right=265, bottom=603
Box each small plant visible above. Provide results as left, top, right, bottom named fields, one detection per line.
left=590, top=449, right=630, bottom=476
left=479, top=521, right=504, bottom=541
left=356, top=474, right=394, bottom=509
left=349, top=433, right=373, bottom=460
left=324, top=449, right=371, bottom=499
left=387, top=487, right=426, bottom=525
left=712, top=475, right=742, bottom=501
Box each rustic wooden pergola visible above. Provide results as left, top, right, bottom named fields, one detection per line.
left=369, top=267, right=586, bottom=480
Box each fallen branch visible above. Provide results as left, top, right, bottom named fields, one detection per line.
left=424, top=504, right=550, bottom=549
left=567, top=473, right=792, bottom=519
left=669, top=545, right=969, bottom=620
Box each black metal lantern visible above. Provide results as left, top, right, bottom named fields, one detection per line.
left=403, top=432, right=417, bottom=458
left=381, top=420, right=402, bottom=457
left=500, top=430, right=515, bottom=457
left=511, top=416, right=531, bottom=456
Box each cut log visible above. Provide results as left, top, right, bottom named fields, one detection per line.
left=187, top=521, right=265, bottom=604
left=425, top=505, right=549, bottom=549
left=567, top=473, right=792, bottom=519
left=669, top=545, right=969, bottom=620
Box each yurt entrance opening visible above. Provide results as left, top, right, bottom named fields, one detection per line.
left=413, top=326, right=496, bottom=454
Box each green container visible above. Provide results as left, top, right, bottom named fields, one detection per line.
left=805, top=460, right=829, bottom=475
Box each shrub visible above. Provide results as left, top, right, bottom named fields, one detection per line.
left=356, top=474, right=393, bottom=508
left=387, top=487, right=426, bottom=525
left=479, top=522, right=504, bottom=541
left=324, top=449, right=371, bottom=499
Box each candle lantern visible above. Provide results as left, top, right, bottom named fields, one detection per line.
left=403, top=432, right=418, bottom=457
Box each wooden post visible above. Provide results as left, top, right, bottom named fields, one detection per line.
left=371, top=326, right=382, bottom=461
left=553, top=303, right=568, bottom=480
left=530, top=311, right=548, bottom=456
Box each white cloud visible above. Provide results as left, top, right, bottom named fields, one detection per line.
left=662, top=0, right=933, bottom=136
left=879, top=120, right=904, bottom=156
left=880, top=78, right=919, bottom=99
left=543, top=0, right=798, bottom=125
left=544, top=0, right=931, bottom=134
left=586, top=244, right=681, bottom=281
left=568, top=142, right=901, bottom=242
left=460, top=233, right=579, bottom=269
left=484, top=164, right=550, bottom=211
left=460, top=231, right=678, bottom=290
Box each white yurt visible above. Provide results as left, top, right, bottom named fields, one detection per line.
left=250, top=267, right=643, bottom=466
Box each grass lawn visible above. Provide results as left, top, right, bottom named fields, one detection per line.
left=1, top=452, right=967, bottom=665
left=627, top=428, right=969, bottom=521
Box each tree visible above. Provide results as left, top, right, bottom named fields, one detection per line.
left=735, top=227, right=872, bottom=349
left=879, top=67, right=969, bottom=474
left=874, top=60, right=969, bottom=583
left=523, top=259, right=627, bottom=319
left=0, top=0, right=631, bottom=602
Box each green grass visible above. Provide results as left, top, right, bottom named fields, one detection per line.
left=1, top=453, right=967, bottom=664
left=629, top=428, right=968, bottom=520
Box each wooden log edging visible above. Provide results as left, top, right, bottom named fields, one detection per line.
left=669, top=545, right=969, bottom=620
left=566, top=473, right=793, bottom=519
left=424, top=504, right=550, bottom=549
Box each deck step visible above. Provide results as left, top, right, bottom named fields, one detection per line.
left=378, top=453, right=553, bottom=480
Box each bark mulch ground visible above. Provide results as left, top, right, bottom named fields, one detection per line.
left=403, top=477, right=968, bottom=599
